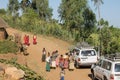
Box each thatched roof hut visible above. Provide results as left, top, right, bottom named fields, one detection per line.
left=0, top=18, right=8, bottom=40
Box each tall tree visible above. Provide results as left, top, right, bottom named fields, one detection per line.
left=8, top=0, right=19, bottom=16
left=92, top=0, right=104, bottom=55
left=92, top=0, right=103, bottom=20
left=31, top=0, right=53, bottom=20
left=82, top=7, right=96, bottom=38
left=58, top=0, right=87, bottom=30
left=20, top=0, right=31, bottom=12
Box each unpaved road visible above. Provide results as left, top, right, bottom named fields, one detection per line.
left=6, top=27, right=92, bottom=80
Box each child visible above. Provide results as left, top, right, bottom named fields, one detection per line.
left=60, top=68, right=65, bottom=80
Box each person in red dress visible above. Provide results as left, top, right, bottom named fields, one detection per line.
left=26, top=35, right=30, bottom=46
left=63, top=58, right=68, bottom=69
left=59, top=55, right=64, bottom=68
left=33, top=34, right=37, bottom=44
left=24, top=34, right=27, bottom=45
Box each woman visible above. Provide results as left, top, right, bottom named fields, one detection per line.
left=33, top=34, right=37, bottom=45
left=68, top=54, right=75, bottom=70
left=46, top=52, right=51, bottom=72
left=63, top=59, right=68, bottom=69
left=26, top=35, right=30, bottom=46
left=42, top=48, right=46, bottom=62
left=59, top=55, right=64, bottom=68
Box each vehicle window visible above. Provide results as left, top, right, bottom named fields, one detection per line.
left=81, top=50, right=96, bottom=56
left=115, top=63, right=120, bottom=72
left=106, top=62, right=111, bottom=71
left=101, top=61, right=111, bottom=71
left=102, top=61, right=107, bottom=69
left=97, top=60, right=103, bottom=67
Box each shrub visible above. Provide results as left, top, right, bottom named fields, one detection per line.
left=0, top=40, right=18, bottom=54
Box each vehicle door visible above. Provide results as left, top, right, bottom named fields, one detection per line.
left=102, top=61, right=112, bottom=80
left=94, top=59, right=103, bottom=78
left=97, top=60, right=108, bottom=79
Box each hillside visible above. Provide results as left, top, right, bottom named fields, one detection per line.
left=0, top=18, right=91, bottom=80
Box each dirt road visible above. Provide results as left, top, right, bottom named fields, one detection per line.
left=6, top=27, right=92, bottom=80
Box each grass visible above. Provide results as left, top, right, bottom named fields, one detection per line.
left=0, top=40, right=18, bottom=54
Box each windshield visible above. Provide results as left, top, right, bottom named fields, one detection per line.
left=115, top=63, right=120, bottom=72
left=81, top=50, right=96, bottom=56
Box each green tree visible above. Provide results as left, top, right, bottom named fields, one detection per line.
left=0, top=9, right=6, bottom=16
left=8, top=0, right=19, bottom=16
left=82, top=7, right=96, bottom=38
left=8, top=0, right=19, bottom=22
left=92, top=0, right=104, bottom=55
left=58, top=0, right=87, bottom=30
left=101, top=26, right=111, bottom=55
left=92, top=0, right=103, bottom=19
left=31, top=0, right=53, bottom=20
left=20, top=0, right=31, bottom=12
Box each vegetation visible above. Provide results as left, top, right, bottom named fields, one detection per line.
left=0, top=0, right=120, bottom=56
left=0, top=58, right=45, bottom=80
left=0, top=40, right=18, bottom=54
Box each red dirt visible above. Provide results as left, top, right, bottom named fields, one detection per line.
left=0, top=18, right=91, bottom=80
left=1, top=27, right=92, bottom=80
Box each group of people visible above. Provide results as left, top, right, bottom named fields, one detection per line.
left=41, top=48, right=75, bottom=80
left=23, top=34, right=37, bottom=46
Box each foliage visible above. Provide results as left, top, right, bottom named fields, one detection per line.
left=0, top=58, right=45, bottom=80
left=2, top=0, right=120, bottom=55
left=0, top=40, right=18, bottom=54
left=0, top=9, right=6, bottom=16
left=101, top=26, right=112, bottom=54
left=82, top=7, right=96, bottom=38
left=91, top=0, right=103, bottom=18
left=20, top=0, right=31, bottom=12
left=8, top=0, right=19, bottom=16
left=31, top=0, right=53, bottom=20
left=58, top=0, right=87, bottom=30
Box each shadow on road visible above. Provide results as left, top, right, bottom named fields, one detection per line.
left=88, top=74, right=92, bottom=80
left=75, top=66, right=91, bottom=69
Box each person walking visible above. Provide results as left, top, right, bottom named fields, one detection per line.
left=42, top=48, right=46, bottom=62
left=33, top=34, right=37, bottom=45
left=60, top=68, right=65, bottom=80
left=46, top=52, right=51, bottom=72
left=59, top=55, right=64, bottom=68
left=24, top=34, right=27, bottom=45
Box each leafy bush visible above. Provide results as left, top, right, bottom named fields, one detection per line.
left=0, top=40, right=18, bottom=54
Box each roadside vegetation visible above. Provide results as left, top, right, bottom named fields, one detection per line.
left=0, top=40, right=18, bottom=54
left=0, top=58, right=45, bottom=80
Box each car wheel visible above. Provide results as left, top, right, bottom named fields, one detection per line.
left=91, top=72, right=97, bottom=80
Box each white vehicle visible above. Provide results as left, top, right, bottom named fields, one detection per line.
left=91, top=54, right=120, bottom=80
left=74, top=47, right=98, bottom=68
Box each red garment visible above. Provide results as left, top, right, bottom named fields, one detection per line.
left=59, top=57, right=64, bottom=63
left=63, top=59, right=68, bottom=69
left=26, top=35, right=30, bottom=46
left=24, top=35, right=27, bottom=45
left=33, top=35, right=37, bottom=44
